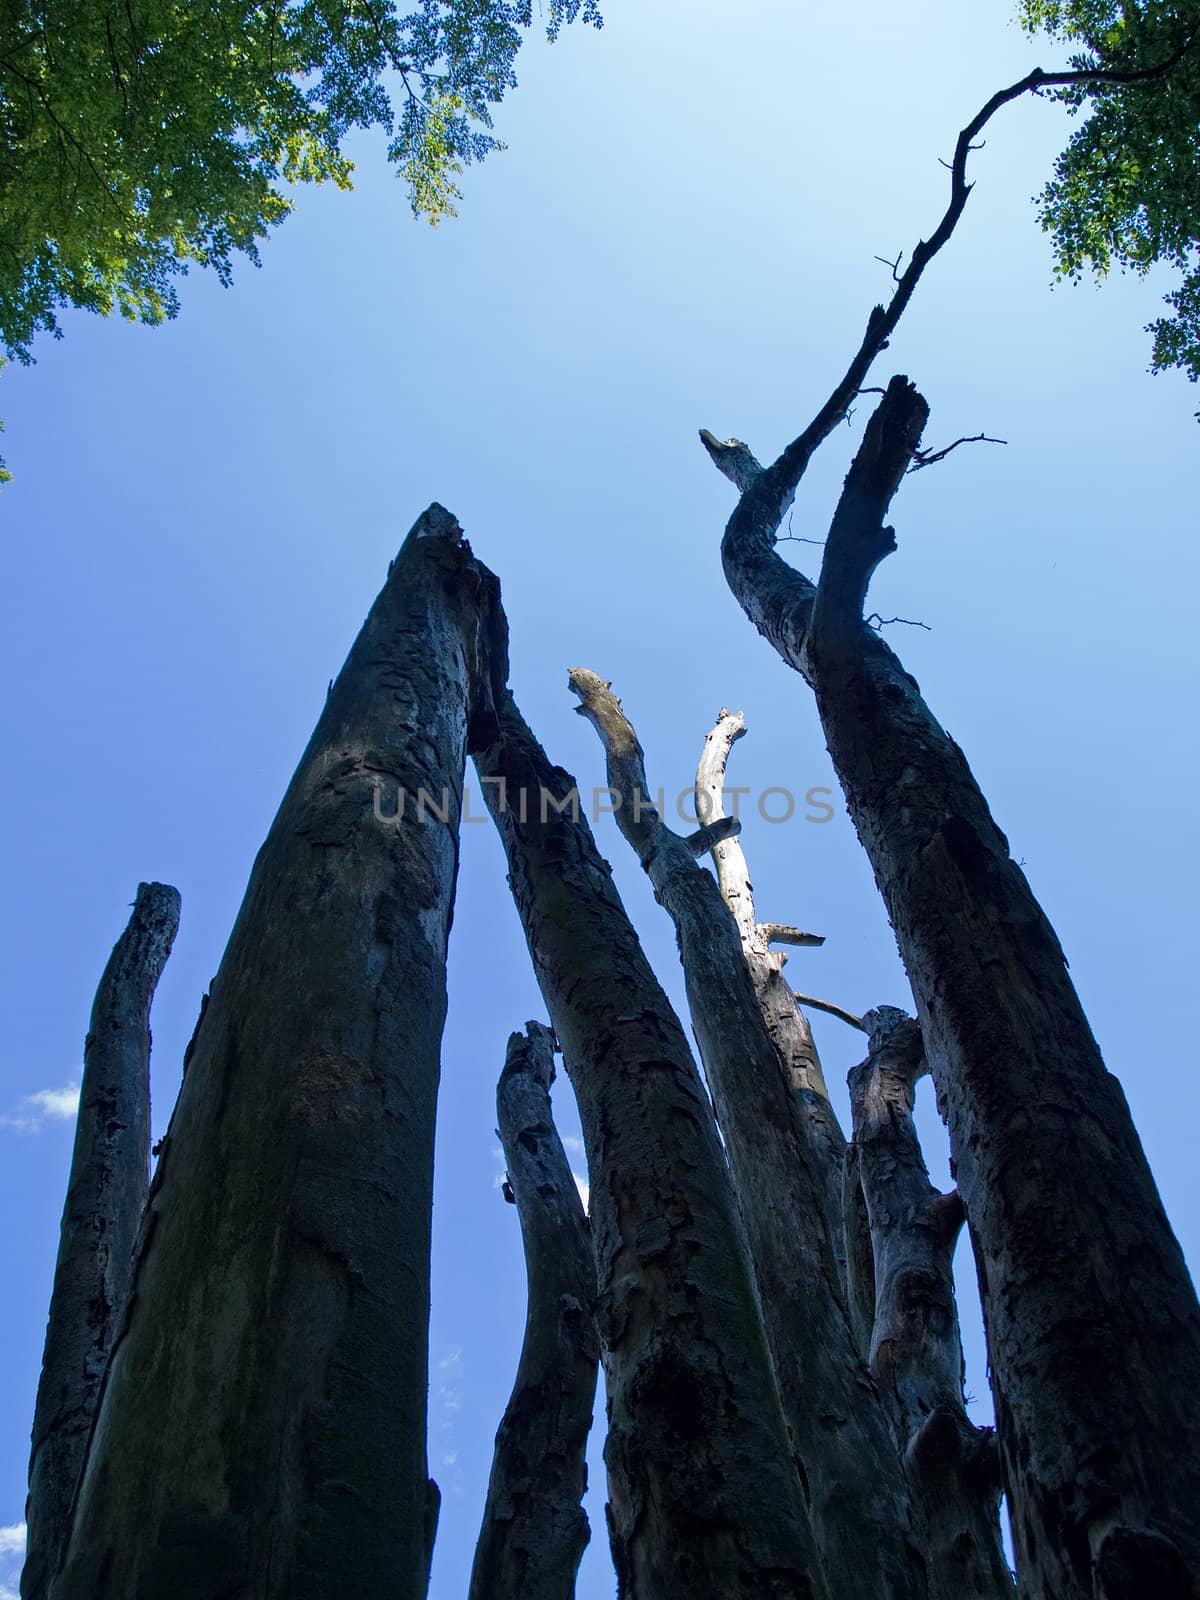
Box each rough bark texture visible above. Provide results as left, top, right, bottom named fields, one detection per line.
left=848, top=1006, right=1012, bottom=1600
left=469, top=1022, right=599, bottom=1600
left=23, top=882, right=180, bottom=1600
left=841, top=1144, right=877, bottom=1363
left=570, top=669, right=925, bottom=1600
left=709, top=375, right=1200, bottom=1598
left=476, top=691, right=828, bottom=1600
left=53, top=505, right=500, bottom=1600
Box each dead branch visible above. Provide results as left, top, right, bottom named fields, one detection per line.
left=791, top=993, right=865, bottom=1031
left=908, top=433, right=1007, bottom=472
left=758, top=922, right=825, bottom=948
left=867, top=613, right=931, bottom=632
left=703, top=24, right=1199, bottom=508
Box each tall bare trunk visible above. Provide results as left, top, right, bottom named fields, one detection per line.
left=475, top=690, right=828, bottom=1600
left=23, top=883, right=180, bottom=1600
left=54, top=505, right=498, bottom=1600
left=693, top=708, right=845, bottom=1275
left=707, top=378, right=1200, bottom=1597
left=847, top=1006, right=1012, bottom=1600
left=569, top=669, right=925, bottom=1600
left=469, top=1021, right=598, bottom=1600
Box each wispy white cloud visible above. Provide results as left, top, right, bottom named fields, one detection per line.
left=0, top=1520, right=25, bottom=1600
left=434, top=1350, right=464, bottom=1492
left=28, top=1086, right=79, bottom=1119
left=437, top=1338, right=464, bottom=1441
left=563, top=1135, right=585, bottom=1156
left=572, top=1173, right=590, bottom=1212
left=438, top=1384, right=462, bottom=1416
left=1, top=1083, right=79, bottom=1133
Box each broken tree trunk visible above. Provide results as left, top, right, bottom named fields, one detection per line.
left=847, top=1006, right=1012, bottom=1600
left=53, top=505, right=499, bottom=1600
left=706, top=376, right=1200, bottom=1597
left=694, top=707, right=846, bottom=1276
left=475, top=689, right=829, bottom=1600
left=23, top=882, right=180, bottom=1600
left=570, top=668, right=925, bottom=1600
left=468, top=1021, right=599, bottom=1600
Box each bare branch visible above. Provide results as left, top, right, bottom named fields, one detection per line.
left=685, top=817, right=742, bottom=855
left=694, top=708, right=756, bottom=942
left=908, top=432, right=1007, bottom=472
left=708, top=24, right=1199, bottom=517
left=693, top=712, right=836, bottom=1104
left=791, top=993, right=865, bottom=1031
left=568, top=669, right=663, bottom=868
left=780, top=511, right=825, bottom=548
left=812, top=376, right=930, bottom=644
left=698, top=428, right=765, bottom=493
left=867, top=613, right=931, bottom=632
left=757, top=922, right=825, bottom=948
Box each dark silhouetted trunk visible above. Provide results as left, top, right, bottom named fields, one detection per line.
left=469, top=1021, right=599, bottom=1600
left=23, top=883, right=180, bottom=1600
left=708, top=376, right=1200, bottom=1597
left=569, top=669, right=924, bottom=1600
left=476, top=689, right=828, bottom=1600
left=53, top=505, right=499, bottom=1600
left=847, top=1006, right=1012, bottom=1600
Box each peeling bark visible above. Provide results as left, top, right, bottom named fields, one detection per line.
left=848, top=1006, right=1012, bottom=1600
left=54, top=505, right=499, bottom=1600
left=694, top=708, right=845, bottom=1266
left=476, top=691, right=828, bottom=1600
left=570, top=669, right=924, bottom=1600
left=23, top=883, right=180, bottom=1600
left=469, top=1021, right=598, bottom=1600
left=709, top=376, right=1200, bottom=1597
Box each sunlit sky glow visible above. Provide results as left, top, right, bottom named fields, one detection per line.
left=2, top=4, right=1197, bottom=1594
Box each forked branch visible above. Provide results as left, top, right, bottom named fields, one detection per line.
left=908, top=432, right=1007, bottom=472
left=812, top=376, right=930, bottom=648
left=703, top=23, right=1199, bottom=513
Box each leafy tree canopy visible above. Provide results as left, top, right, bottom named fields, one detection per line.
left=1018, top=0, right=1200, bottom=391
left=0, top=0, right=601, bottom=367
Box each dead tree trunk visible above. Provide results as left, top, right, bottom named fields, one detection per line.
left=705, top=378, right=1200, bottom=1597
left=847, top=1006, right=1012, bottom=1600
left=469, top=1021, right=599, bottom=1600
left=569, top=669, right=925, bottom=1600
left=694, top=708, right=845, bottom=1277
left=23, top=883, right=180, bottom=1600
left=475, top=690, right=829, bottom=1600
left=53, top=505, right=500, bottom=1600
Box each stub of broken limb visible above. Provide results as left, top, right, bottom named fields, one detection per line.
left=683, top=817, right=742, bottom=856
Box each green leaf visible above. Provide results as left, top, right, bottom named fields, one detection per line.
left=1017, top=0, right=1200, bottom=397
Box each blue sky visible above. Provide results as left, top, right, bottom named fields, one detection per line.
left=1, top=2, right=1198, bottom=1594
